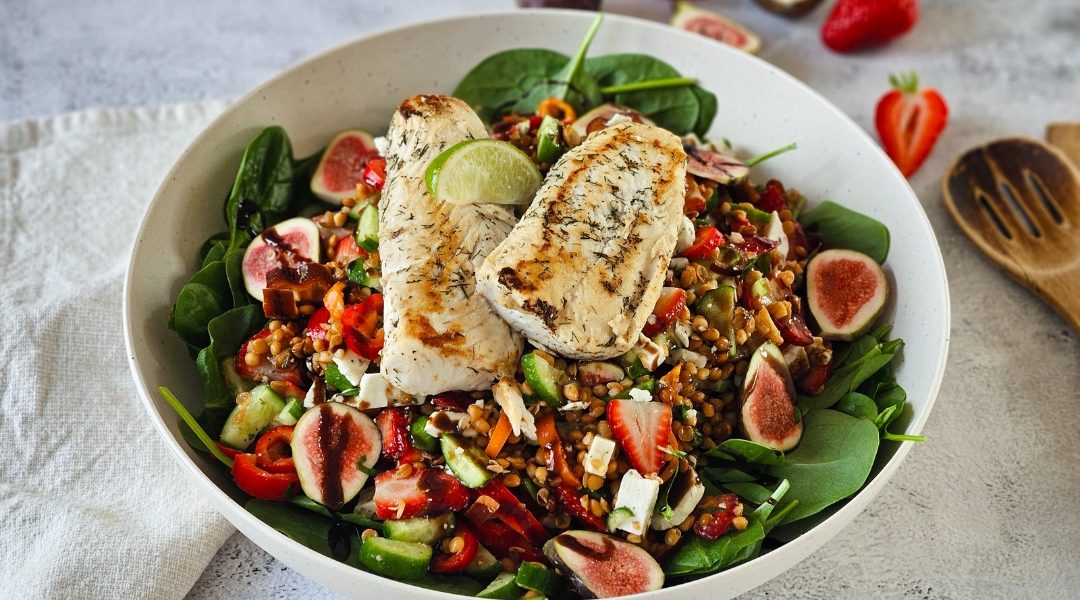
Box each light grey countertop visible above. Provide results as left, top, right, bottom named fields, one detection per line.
left=7, top=0, right=1080, bottom=598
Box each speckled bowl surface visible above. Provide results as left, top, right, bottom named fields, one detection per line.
left=124, top=9, right=949, bottom=599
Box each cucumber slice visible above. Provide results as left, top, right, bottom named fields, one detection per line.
left=440, top=434, right=494, bottom=488
left=606, top=506, right=635, bottom=532
left=536, top=115, right=566, bottom=164
left=515, top=561, right=564, bottom=596
left=384, top=513, right=456, bottom=545
left=219, top=384, right=286, bottom=450
left=347, top=198, right=371, bottom=221
left=521, top=352, right=565, bottom=407
left=271, top=397, right=304, bottom=427
left=464, top=545, right=503, bottom=579
left=359, top=536, right=432, bottom=581
left=410, top=417, right=439, bottom=452
left=477, top=571, right=522, bottom=600
left=355, top=204, right=380, bottom=252
left=618, top=351, right=649, bottom=380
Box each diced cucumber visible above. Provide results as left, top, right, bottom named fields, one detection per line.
left=614, top=378, right=655, bottom=400
left=219, top=384, right=286, bottom=450
left=221, top=357, right=252, bottom=396
left=271, top=397, right=304, bottom=427
left=384, top=513, right=456, bottom=545
left=652, top=330, right=677, bottom=352
left=607, top=506, right=635, bottom=532
left=359, top=536, right=432, bottom=581
left=346, top=257, right=382, bottom=292
left=410, top=417, right=439, bottom=452
left=355, top=204, right=380, bottom=252
left=515, top=561, right=564, bottom=596
left=536, top=115, right=566, bottom=164
left=697, top=286, right=737, bottom=357
left=347, top=198, right=371, bottom=221
left=464, top=545, right=503, bottom=579
left=440, top=434, right=494, bottom=488
left=477, top=571, right=523, bottom=600
left=618, top=350, right=649, bottom=380
left=521, top=352, right=564, bottom=407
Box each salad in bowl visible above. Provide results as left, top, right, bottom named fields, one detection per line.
left=137, top=11, right=945, bottom=600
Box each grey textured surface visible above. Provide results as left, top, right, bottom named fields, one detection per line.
left=5, top=0, right=1080, bottom=598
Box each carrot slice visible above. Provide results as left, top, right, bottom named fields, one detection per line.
left=535, top=411, right=580, bottom=488
left=485, top=412, right=513, bottom=458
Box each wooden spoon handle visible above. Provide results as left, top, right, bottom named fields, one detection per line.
left=1047, top=122, right=1080, bottom=168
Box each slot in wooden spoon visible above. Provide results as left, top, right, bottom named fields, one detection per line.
left=942, top=136, right=1080, bottom=332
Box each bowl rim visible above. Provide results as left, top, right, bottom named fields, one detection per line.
left=123, top=8, right=950, bottom=599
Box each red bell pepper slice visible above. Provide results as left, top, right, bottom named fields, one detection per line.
left=304, top=306, right=332, bottom=343
left=474, top=479, right=550, bottom=546
left=472, top=520, right=546, bottom=563
left=681, top=226, right=723, bottom=260
left=232, top=453, right=299, bottom=500
left=214, top=441, right=242, bottom=460
left=431, top=522, right=480, bottom=573
left=342, top=293, right=384, bottom=360
left=254, top=425, right=296, bottom=474
left=552, top=484, right=607, bottom=532
left=362, top=157, right=387, bottom=191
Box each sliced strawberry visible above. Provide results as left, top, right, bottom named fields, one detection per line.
left=236, top=329, right=306, bottom=387
left=680, top=226, right=723, bottom=260
left=375, top=407, right=424, bottom=465
left=755, top=181, right=788, bottom=214
left=821, top=0, right=918, bottom=53
left=605, top=399, right=672, bottom=476
left=551, top=484, right=607, bottom=532
left=472, top=519, right=546, bottom=563
left=373, top=466, right=469, bottom=520
left=875, top=72, right=948, bottom=178
left=692, top=493, right=740, bottom=540
left=642, top=287, right=687, bottom=338
left=335, top=235, right=367, bottom=266
left=303, top=306, right=331, bottom=343
left=473, top=479, right=550, bottom=546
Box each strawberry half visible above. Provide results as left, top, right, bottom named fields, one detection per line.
left=606, top=399, right=672, bottom=476
left=875, top=72, right=948, bottom=178
left=375, top=407, right=424, bottom=465
left=821, top=0, right=918, bottom=53
left=642, top=287, right=687, bottom=338
left=373, top=466, right=469, bottom=520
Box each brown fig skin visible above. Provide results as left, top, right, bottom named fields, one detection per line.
left=751, top=0, right=825, bottom=18
left=543, top=530, right=664, bottom=598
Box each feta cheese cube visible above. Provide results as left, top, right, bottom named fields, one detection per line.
left=764, top=211, right=790, bottom=259
left=673, top=320, right=692, bottom=348
left=627, top=387, right=652, bottom=403
left=612, top=469, right=661, bottom=536
left=357, top=373, right=392, bottom=409
left=333, top=349, right=371, bottom=387
left=675, top=216, right=696, bottom=254
left=584, top=436, right=617, bottom=477
left=633, top=334, right=668, bottom=372
left=493, top=378, right=536, bottom=443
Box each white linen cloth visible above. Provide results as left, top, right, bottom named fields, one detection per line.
left=0, top=101, right=235, bottom=599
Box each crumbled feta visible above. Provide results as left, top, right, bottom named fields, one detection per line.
left=668, top=257, right=690, bottom=272
left=559, top=400, right=590, bottom=412
left=686, top=408, right=698, bottom=420
left=302, top=382, right=318, bottom=409
left=332, top=349, right=370, bottom=387
left=668, top=349, right=708, bottom=370
left=493, top=378, right=536, bottom=442
left=627, top=387, right=652, bottom=403
left=633, top=334, right=667, bottom=372
left=675, top=216, right=696, bottom=254
left=764, top=211, right=790, bottom=258
left=424, top=410, right=469, bottom=438
left=374, top=136, right=389, bottom=157
left=357, top=373, right=392, bottom=409
left=612, top=469, right=661, bottom=536
left=606, top=112, right=634, bottom=127
left=584, top=436, right=617, bottom=477
left=783, top=344, right=809, bottom=378
left=673, top=320, right=692, bottom=348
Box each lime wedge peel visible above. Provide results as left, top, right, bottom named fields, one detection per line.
left=425, top=139, right=542, bottom=205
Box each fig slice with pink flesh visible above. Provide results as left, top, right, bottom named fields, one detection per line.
left=683, top=145, right=750, bottom=185
left=569, top=103, right=654, bottom=143
left=291, top=402, right=381, bottom=510
left=241, top=216, right=321, bottom=301
left=543, top=530, right=664, bottom=599
left=741, top=342, right=802, bottom=451
left=671, top=1, right=762, bottom=54
left=805, top=248, right=888, bottom=341
left=310, top=129, right=379, bottom=204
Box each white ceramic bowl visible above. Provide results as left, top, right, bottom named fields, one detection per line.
left=124, top=9, right=949, bottom=599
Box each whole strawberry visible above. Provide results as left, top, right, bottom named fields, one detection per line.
left=821, top=0, right=918, bottom=52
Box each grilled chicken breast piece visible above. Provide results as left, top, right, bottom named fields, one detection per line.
left=379, top=95, right=523, bottom=395
left=476, top=121, right=687, bottom=360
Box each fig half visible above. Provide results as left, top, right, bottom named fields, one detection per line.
left=683, top=145, right=750, bottom=185
left=291, top=402, right=381, bottom=510
left=740, top=342, right=802, bottom=451
left=310, top=129, right=380, bottom=204
left=241, top=216, right=321, bottom=301
left=543, top=530, right=664, bottom=599
left=806, top=248, right=888, bottom=341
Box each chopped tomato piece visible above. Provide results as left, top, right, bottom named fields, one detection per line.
left=362, top=157, right=387, bottom=190
left=681, top=226, right=723, bottom=259
left=342, top=293, right=384, bottom=361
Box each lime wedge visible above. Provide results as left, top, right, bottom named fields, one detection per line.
left=425, top=139, right=542, bottom=205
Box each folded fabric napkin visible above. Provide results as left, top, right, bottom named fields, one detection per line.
left=0, top=101, right=236, bottom=599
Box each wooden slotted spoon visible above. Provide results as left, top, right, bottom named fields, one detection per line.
left=942, top=125, right=1080, bottom=332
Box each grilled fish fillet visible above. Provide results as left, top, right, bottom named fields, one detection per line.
left=379, top=95, right=523, bottom=395
left=476, top=121, right=687, bottom=360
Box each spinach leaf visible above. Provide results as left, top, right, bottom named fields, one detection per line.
left=722, top=482, right=774, bottom=505
left=224, top=247, right=251, bottom=309
left=798, top=200, right=890, bottom=263
left=453, top=49, right=571, bottom=124
left=700, top=466, right=761, bottom=483
left=664, top=515, right=764, bottom=576
left=246, top=498, right=336, bottom=557
left=169, top=260, right=229, bottom=351
left=705, top=438, right=785, bottom=466
left=201, top=239, right=227, bottom=267
left=224, top=126, right=295, bottom=253
left=585, top=54, right=700, bottom=135
left=800, top=339, right=899, bottom=411
left=519, top=13, right=604, bottom=117
left=690, top=85, right=718, bottom=139
left=836, top=392, right=878, bottom=421
left=194, top=304, right=265, bottom=434
left=765, top=409, right=879, bottom=524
